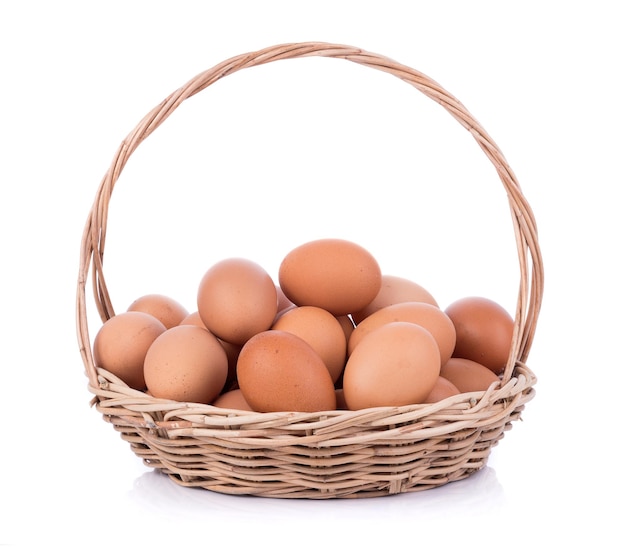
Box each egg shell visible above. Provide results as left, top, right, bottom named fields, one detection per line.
left=342, top=322, right=441, bottom=410
left=439, top=357, right=501, bottom=393
left=143, top=325, right=228, bottom=404
left=348, top=301, right=456, bottom=365
left=424, top=376, right=462, bottom=403
left=278, top=238, right=382, bottom=316
left=197, top=257, right=278, bottom=345
left=212, top=388, right=253, bottom=411
left=127, top=293, right=189, bottom=329
left=272, top=305, right=347, bottom=383
left=351, top=275, right=439, bottom=324
left=445, top=296, right=514, bottom=374
left=93, top=311, right=166, bottom=390
left=236, top=330, right=337, bottom=413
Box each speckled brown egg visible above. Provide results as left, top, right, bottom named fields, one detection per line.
left=351, top=275, right=439, bottom=324
left=342, top=322, right=441, bottom=410
left=143, top=324, right=228, bottom=404
left=348, top=301, right=456, bottom=365
left=272, top=305, right=347, bottom=383
left=127, top=293, right=189, bottom=329
left=197, top=257, right=277, bottom=345
left=236, top=330, right=337, bottom=412
left=278, top=238, right=382, bottom=316
left=445, top=296, right=515, bottom=374
left=93, top=311, right=166, bottom=390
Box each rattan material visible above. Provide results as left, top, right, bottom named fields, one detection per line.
left=76, top=42, right=543, bottom=499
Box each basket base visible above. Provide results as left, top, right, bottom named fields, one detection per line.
left=160, top=464, right=486, bottom=499
left=121, top=425, right=505, bottom=499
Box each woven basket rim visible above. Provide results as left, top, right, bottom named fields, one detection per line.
left=76, top=40, right=543, bottom=417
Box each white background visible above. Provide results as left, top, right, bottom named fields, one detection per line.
left=2, top=1, right=624, bottom=553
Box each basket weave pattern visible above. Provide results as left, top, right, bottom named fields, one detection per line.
left=76, top=42, right=543, bottom=499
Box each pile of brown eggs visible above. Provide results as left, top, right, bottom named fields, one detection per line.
left=93, top=238, right=515, bottom=412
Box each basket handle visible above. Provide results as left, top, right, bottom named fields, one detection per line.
left=76, top=41, right=543, bottom=388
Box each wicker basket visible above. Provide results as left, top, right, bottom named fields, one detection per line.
left=76, top=42, right=543, bottom=499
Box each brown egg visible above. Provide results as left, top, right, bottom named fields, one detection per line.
left=144, top=325, right=228, bottom=404
left=272, top=306, right=347, bottom=383
left=272, top=303, right=296, bottom=325
left=93, top=311, right=166, bottom=390
left=348, top=301, right=456, bottom=365
left=424, top=376, right=462, bottom=403
left=336, top=314, right=356, bottom=345
left=197, top=257, right=278, bottom=345
left=178, top=310, right=241, bottom=384
left=439, top=358, right=501, bottom=393
left=445, top=296, right=515, bottom=374
left=351, top=275, right=439, bottom=324
left=278, top=238, right=382, bottom=316
left=342, top=322, right=441, bottom=410
left=219, top=339, right=242, bottom=386
left=212, top=388, right=253, bottom=411
left=127, top=293, right=189, bottom=329
left=179, top=311, right=205, bottom=327
left=236, top=330, right=337, bottom=412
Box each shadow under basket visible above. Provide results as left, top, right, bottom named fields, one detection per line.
left=76, top=42, right=543, bottom=499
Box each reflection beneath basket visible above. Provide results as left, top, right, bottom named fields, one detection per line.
left=129, top=465, right=505, bottom=520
